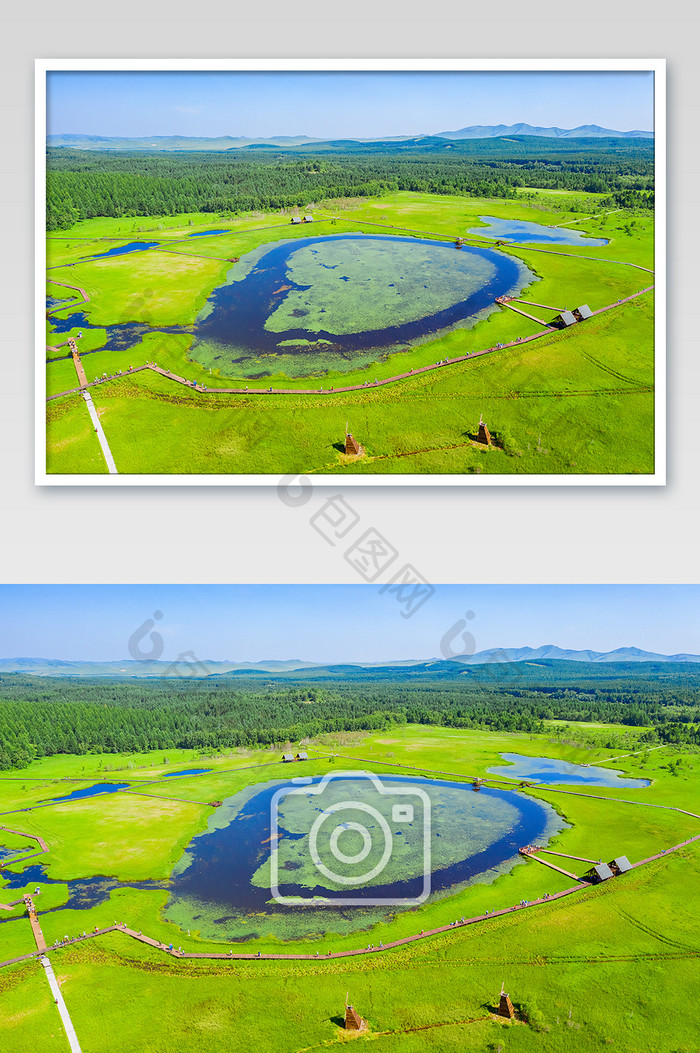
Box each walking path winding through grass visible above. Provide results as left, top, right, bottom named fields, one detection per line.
left=2, top=831, right=698, bottom=970
left=46, top=284, right=654, bottom=403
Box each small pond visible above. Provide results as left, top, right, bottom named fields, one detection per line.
left=48, top=310, right=184, bottom=359
left=487, top=754, right=650, bottom=788
left=0, top=845, right=34, bottom=861
left=84, top=241, right=160, bottom=260
left=188, top=229, right=229, bottom=238
left=468, top=216, right=608, bottom=247
left=0, top=864, right=165, bottom=921
left=165, top=773, right=565, bottom=942
left=162, top=769, right=212, bottom=778
left=46, top=782, right=130, bottom=803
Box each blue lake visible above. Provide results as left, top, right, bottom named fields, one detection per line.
left=468, top=216, right=608, bottom=247
left=188, top=229, right=229, bottom=237
left=47, top=782, right=130, bottom=803
left=487, top=754, right=650, bottom=788
left=190, top=232, right=535, bottom=377
left=162, top=769, right=212, bottom=778
left=166, top=773, right=565, bottom=941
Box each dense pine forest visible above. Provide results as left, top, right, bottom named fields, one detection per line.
left=1, top=667, right=698, bottom=770
left=46, top=139, right=655, bottom=230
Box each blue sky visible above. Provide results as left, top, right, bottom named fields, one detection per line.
left=46, top=70, right=655, bottom=139
left=0, top=585, right=696, bottom=663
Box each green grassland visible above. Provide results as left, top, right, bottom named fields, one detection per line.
left=44, top=192, right=656, bottom=476
left=1, top=726, right=697, bottom=1051
left=48, top=251, right=229, bottom=329
left=45, top=395, right=107, bottom=474
left=0, top=961, right=70, bottom=1050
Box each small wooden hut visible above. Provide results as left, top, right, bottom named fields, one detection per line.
left=552, top=309, right=577, bottom=328
left=583, top=861, right=614, bottom=883
left=608, top=855, right=632, bottom=876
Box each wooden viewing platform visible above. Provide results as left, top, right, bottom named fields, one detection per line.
left=512, top=298, right=566, bottom=312
left=535, top=847, right=601, bottom=864
left=499, top=302, right=551, bottom=326
left=519, top=848, right=578, bottom=880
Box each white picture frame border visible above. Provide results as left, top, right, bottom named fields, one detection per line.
left=36, top=57, right=666, bottom=487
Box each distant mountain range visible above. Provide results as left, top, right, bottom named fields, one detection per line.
left=0, top=646, right=695, bottom=679
left=46, top=124, right=653, bottom=152
left=444, top=645, right=700, bottom=664
left=434, top=123, right=652, bottom=140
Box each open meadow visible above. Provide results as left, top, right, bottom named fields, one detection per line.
left=2, top=724, right=697, bottom=1052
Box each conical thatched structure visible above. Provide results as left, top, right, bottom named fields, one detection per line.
left=345, top=1004, right=364, bottom=1030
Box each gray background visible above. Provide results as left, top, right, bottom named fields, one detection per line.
left=3, top=3, right=696, bottom=586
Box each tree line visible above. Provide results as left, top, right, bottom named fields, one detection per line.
left=0, top=671, right=696, bottom=771
left=46, top=145, right=655, bottom=231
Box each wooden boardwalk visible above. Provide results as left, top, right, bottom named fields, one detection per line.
left=512, top=298, right=566, bottom=312
left=70, top=341, right=88, bottom=388
left=47, top=279, right=90, bottom=305
left=535, top=848, right=600, bottom=864
left=46, top=285, right=655, bottom=404
left=1, top=826, right=697, bottom=971
left=24, top=894, right=47, bottom=952
left=519, top=848, right=579, bottom=880
left=4, top=745, right=693, bottom=973
left=500, top=302, right=550, bottom=326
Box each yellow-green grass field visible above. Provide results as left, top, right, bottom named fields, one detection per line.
left=45, top=192, right=656, bottom=477
left=1, top=726, right=697, bottom=1052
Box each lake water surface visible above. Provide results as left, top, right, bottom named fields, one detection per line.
left=487, top=753, right=650, bottom=788
left=46, top=782, right=130, bottom=803
left=84, top=241, right=159, bottom=260
left=165, top=773, right=565, bottom=941
left=468, top=217, right=608, bottom=247
left=0, top=863, right=166, bottom=921
left=162, top=769, right=212, bottom=778
left=190, top=232, right=536, bottom=378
